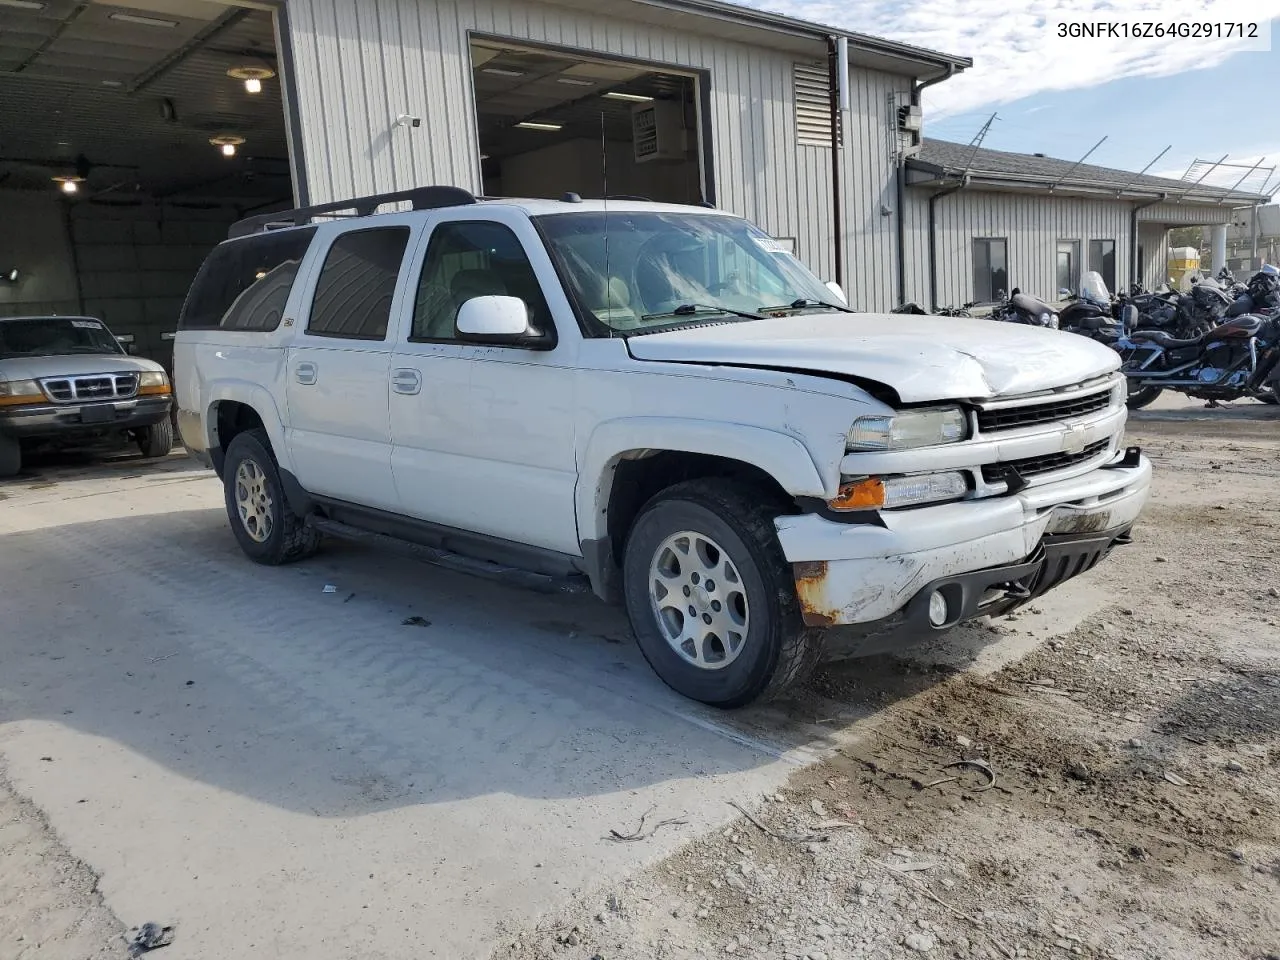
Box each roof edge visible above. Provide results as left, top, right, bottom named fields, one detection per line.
left=626, top=0, right=972, bottom=73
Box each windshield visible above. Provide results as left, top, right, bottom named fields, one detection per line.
left=535, top=211, right=840, bottom=334
left=1079, top=271, right=1110, bottom=306
left=0, top=317, right=124, bottom=360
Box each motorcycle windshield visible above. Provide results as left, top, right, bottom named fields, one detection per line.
left=1080, top=271, right=1110, bottom=306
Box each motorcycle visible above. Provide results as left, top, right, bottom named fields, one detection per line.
left=1115, top=310, right=1280, bottom=409
left=1224, top=268, right=1280, bottom=318
left=1058, top=272, right=1126, bottom=344
left=989, top=287, right=1059, bottom=328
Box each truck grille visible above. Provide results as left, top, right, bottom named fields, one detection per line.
left=976, top=387, right=1113, bottom=433
left=41, top=374, right=139, bottom=403
left=982, top=439, right=1110, bottom=484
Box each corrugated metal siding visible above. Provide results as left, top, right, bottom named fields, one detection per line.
left=902, top=188, right=1133, bottom=307
left=1138, top=203, right=1237, bottom=226
left=283, top=0, right=907, bottom=310
left=1137, top=223, right=1168, bottom=289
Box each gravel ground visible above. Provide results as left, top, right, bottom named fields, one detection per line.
left=1, top=407, right=1277, bottom=960
left=496, top=409, right=1280, bottom=960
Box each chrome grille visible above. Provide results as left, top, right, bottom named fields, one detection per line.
left=977, top=388, right=1113, bottom=433
left=40, top=374, right=138, bottom=403
left=982, top=439, right=1110, bottom=484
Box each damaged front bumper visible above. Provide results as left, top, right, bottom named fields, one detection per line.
left=775, top=446, right=1151, bottom=632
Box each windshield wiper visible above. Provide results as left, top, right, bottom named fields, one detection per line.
left=758, top=298, right=855, bottom=314
left=641, top=303, right=765, bottom=322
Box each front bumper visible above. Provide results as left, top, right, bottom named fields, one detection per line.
left=776, top=447, right=1152, bottom=628
left=0, top=396, right=172, bottom=439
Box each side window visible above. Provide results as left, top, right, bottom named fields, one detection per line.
left=972, top=238, right=1008, bottom=303
left=179, top=227, right=316, bottom=332
left=306, top=227, right=411, bottom=341
left=411, top=221, right=552, bottom=342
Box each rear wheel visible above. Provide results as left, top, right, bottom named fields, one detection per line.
left=1258, top=385, right=1278, bottom=405
left=137, top=418, right=174, bottom=458
left=621, top=479, right=822, bottom=708
left=1126, top=383, right=1163, bottom=410
left=0, top=434, right=20, bottom=478
left=222, top=429, right=321, bottom=565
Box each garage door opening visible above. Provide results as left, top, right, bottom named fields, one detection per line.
left=470, top=39, right=707, bottom=205
left=0, top=0, right=296, bottom=376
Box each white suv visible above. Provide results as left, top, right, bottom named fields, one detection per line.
left=173, top=187, right=1151, bottom=707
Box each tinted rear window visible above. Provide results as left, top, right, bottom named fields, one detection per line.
left=306, top=227, right=410, bottom=341
left=179, top=228, right=317, bottom=332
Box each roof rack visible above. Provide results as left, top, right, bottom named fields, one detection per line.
left=228, top=185, right=478, bottom=239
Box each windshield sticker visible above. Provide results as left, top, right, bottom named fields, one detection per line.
left=751, top=236, right=791, bottom=255
left=71, top=320, right=103, bottom=329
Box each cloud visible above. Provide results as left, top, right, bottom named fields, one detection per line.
left=742, top=0, right=1279, bottom=117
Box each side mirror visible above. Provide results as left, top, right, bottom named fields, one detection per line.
left=455, top=295, right=534, bottom=343
left=824, top=281, right=847, bottom=305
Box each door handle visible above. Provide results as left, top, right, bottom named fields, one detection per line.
left=295, top=361, right=318, bottom=385
left=391, top=367, right=422, bottom=395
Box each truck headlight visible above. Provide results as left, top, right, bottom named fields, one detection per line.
left=847, top=406, right=968, bottom=451
left=0, top=379, right=44, bottom=407
left=828, top=471, right=969, bottom=511
left=137, top=371, right=171, bottom=396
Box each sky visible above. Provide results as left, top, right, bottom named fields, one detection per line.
left=744, top=0, right=1280, bottom=194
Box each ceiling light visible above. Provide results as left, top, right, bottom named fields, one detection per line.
left=482, top=67, right=525, bottom=77
left=228, top=65, right=275, bottom=94
left=603, top=91, right=654, bottom=102
left=0, top=0, right=46, bottom=10
left=108, top=12, right=178, bottom=27
left=101, top=79, right=123, bottom=88
left=557, top=77, right=595, bottom=86
left=515, top=121, right=562, bottom=131
left=210, top=134, right=246, bottom=157
left=4, top=268, right=19, bottom=283
left=52, top=176, right=83, bottom=194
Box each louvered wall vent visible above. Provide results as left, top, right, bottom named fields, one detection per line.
left=794, top=62, right=839, bottom=147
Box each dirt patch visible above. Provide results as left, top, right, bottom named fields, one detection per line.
left=0, top=765, right=125, bottom=959
left=498, top=419, right=1280, bottom=960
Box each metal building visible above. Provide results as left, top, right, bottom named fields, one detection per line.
left=902, top=140, right=1274, bottom=308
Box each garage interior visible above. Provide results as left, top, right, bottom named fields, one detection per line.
left=0, top=0, right=294, bottom=375
left=471, top=39, right=705, bottom=205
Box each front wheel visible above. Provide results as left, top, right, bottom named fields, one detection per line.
left=222, top=429, right=321, bottom=565
left=137, top=418, right=174, bottom=459
left=621, top=479, right=822, bottom=708
left=0, top=434, right=20, bottom=479
left=1258, top=385, right=1279, bottom=405
left=1126, top=382, right=1163, bottom=410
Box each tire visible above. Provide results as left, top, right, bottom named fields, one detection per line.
left=621, top=479, right=823, bottom=709
left=0, top=434, right=20, bottom=479
left=1259, top=386, right=1278, bottom=405
left=137, top=417, right=174, bottom=459
left=1126, top=384, right=1163, bottom=410
left=221, top=429, right=321, bottom=565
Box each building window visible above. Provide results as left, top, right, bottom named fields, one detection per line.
left=972, top=238, right=1008, bottom=303
left=1089, top=240, right=1117, bottom=293
left=307, top=227, right=411, bottom=341
left=1056, top=240, right=1081, bottom=296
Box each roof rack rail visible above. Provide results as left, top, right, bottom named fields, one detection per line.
left=228, top=185, right=478, bottom=239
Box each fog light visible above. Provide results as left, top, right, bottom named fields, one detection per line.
left=928, top=590, right=949, bottom=627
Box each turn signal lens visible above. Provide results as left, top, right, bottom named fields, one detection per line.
left=137, top=370, right=171, bottom=395
left=0, top=378, right=44, bottom=406
left=828, top=477, right=885, bottom=511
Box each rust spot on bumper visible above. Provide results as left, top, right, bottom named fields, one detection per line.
left=792, top=560, right=837, bottom=627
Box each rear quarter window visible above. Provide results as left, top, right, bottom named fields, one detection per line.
left=179, top=227, right=317, bottom=332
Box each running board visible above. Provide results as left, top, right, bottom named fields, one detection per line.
left=306, top=516, right=592, bottom=595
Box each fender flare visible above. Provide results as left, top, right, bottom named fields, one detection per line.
left=204, top=380, right=293, bottom=474
left=576, top=416, right=830, bottom=545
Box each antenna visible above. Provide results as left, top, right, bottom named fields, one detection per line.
left=1113, top=144, right=1171, bottom=197
left=1047, top=136, right=1108, bottom=193
left=959, top=113, right=996, bottom=179
left=601, top=111, right=613, bottom=337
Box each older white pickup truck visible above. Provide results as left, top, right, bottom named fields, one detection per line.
left=173, top=188, right=1151, bottom=707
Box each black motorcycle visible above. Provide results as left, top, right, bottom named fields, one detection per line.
left=1059, top=272, right=1125, bottom=344
left=1115, top=311, right=1280, bottom=409
left=989, top=288, right=1059, bottom=328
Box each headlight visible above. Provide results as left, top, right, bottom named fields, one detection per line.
left=1040, top=312, right=1059, bottom=328
left=0, top=379, right=44, bottom=407
left=828, top=471, right=969, bottom=511
left=137, top=370, right=171, bottom=395
left=847, top=406, right=968, bottom=451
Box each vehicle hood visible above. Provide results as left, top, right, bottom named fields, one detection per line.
left=0, top=354, right=165, bottom=381
left=625, top=313, right=1121, bottom=402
